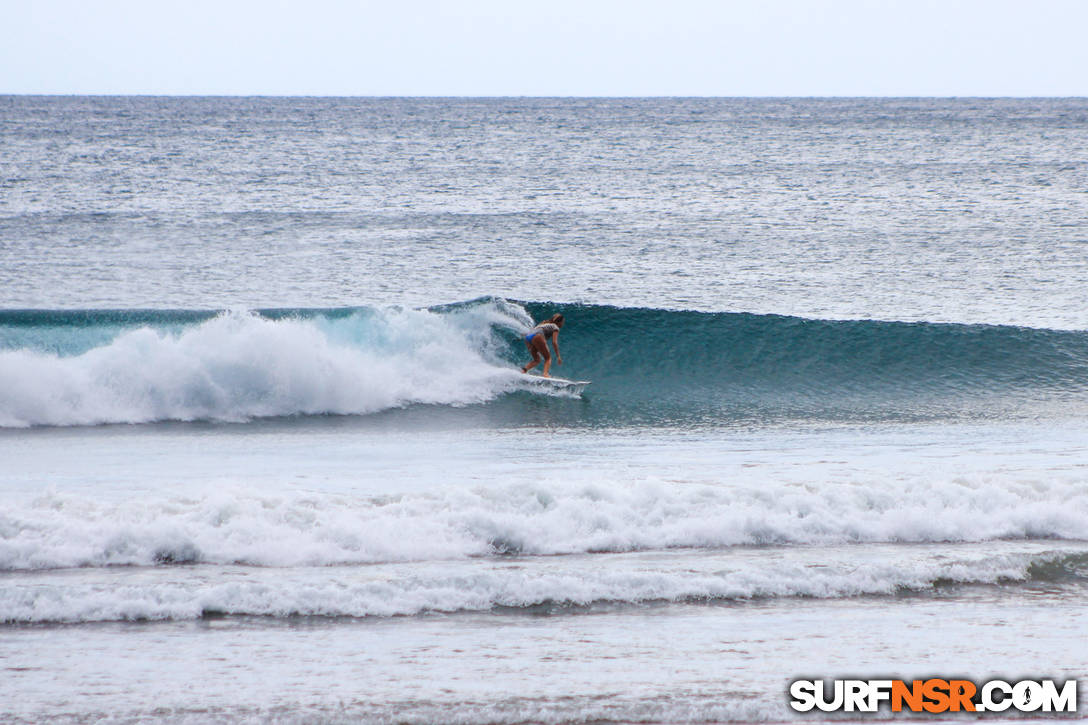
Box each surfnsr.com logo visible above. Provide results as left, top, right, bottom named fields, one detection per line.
left=789, top=679, right=1078, bottom=713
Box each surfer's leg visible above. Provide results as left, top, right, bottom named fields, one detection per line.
left=537, top=340, right=553, bottom=377
left=521, top=340, right=543, bottom=373
left=523, top=336, right=550, bottom=375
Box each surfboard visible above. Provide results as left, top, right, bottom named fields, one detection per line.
left=523, top=375, right=591, bottom=395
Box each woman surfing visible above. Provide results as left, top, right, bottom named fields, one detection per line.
left=521, top=313, right=564, bottom=377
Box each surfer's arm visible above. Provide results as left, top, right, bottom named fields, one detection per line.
left=552, top=332, right=562, bottom=364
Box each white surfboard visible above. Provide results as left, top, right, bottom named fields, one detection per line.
left=523, top=375, right=591, bottom=395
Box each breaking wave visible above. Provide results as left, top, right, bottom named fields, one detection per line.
left=2, top=298, right=1087, bottom=427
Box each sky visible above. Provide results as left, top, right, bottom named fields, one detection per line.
left=2, top=0, right=1087, bottom=96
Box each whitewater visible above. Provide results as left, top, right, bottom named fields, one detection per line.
left=0, top=302, right=535, bottom=427
left=2, top=96, right=1088, bottom=724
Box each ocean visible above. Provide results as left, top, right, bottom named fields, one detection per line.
left=1, top=96, right=1087, bottom=723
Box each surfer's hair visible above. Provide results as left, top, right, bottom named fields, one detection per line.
left=551, top=313, right=564, bottom=326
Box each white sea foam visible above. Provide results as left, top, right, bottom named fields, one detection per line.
left=3, top=476, right=1086, bottom=574
left=0, top=303, right=535, bottom=427
left=0, top=543, right=1072, bottom=623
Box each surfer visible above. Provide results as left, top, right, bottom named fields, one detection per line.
left=521, top=314, right=564, bottom=377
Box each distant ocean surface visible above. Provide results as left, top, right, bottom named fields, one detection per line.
left=2, top=97, right=1087, bottom=723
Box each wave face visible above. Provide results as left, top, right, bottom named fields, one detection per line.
left=2, top=299, right=1088, bottom=427
left=530, top=303, right=1088, bottom=423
